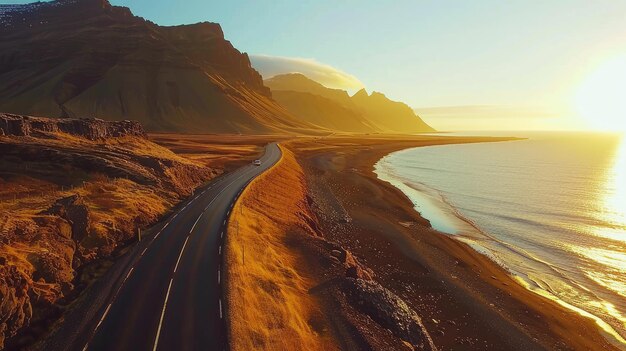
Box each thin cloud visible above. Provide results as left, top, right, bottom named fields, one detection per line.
left=250, top=54, right=364, bottom=90
left=414, top=105, right=559, bottom=119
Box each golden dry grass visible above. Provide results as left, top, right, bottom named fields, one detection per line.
left=149, top=133, right=291, bottom=169
left=0, top=131, right=211, bottom=309
left=225, top=145, right=338, bottom=351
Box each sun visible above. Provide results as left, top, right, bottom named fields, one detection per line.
left=575, top=55, right=626, bottom=131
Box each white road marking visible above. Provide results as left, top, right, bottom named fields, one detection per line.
left=204, top=169, right=253, bottom=210
left=218, top=269, right=221, bottom=284
left=190, top=213, right=203, bottom=232
left=174, top=236, right=190, bottom=273
left=153, top=279, right=174, bottom=351
left=95, top=304, right=112, bottom=329
left=220, top=231, right=223, bottom=238
left=79, top=148, right=280, bottom=351
left=124, top=267, right=134, bottom=282
left=223, top=219, right=226, bottom=226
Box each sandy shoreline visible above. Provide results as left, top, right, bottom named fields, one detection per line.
left=286, top=135, right=618, bottom=350
left=374, top=142, right=626, bottom=348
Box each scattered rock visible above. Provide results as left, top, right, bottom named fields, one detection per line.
left=343, top=278, right=437, bottom=350
left=41, top=195, right=90, bottom=242
left=344, top=250, right=374, bottom=281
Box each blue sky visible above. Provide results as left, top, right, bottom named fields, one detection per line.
left=4, top=0, right=626, bottom=130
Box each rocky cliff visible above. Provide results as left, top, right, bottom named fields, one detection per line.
left=0, top=113, right=145, bottom=139
left=0, top=0, right=316, bottom=134
left=0, top=114, right=216, bottom=348
left=265, top=74, right=435, bottom=134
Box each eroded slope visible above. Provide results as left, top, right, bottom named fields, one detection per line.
left=0, top=114, right=216, bottom=347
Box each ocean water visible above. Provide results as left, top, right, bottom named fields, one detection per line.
left=374, top=132, right=626, bottom=348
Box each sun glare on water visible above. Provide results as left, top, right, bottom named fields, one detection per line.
left=576, top=55, right=626, bottom=131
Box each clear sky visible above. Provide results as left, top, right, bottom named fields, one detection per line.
left=5, top=0, right=626, bottom=130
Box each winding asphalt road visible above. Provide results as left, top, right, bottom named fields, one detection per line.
left=51, top=143, right=281, bottom=351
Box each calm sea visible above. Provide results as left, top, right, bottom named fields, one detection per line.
left=375, top=132, right=626, bottom=348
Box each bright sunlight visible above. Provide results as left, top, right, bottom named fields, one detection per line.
left=575, top=55, right=626, bottom=131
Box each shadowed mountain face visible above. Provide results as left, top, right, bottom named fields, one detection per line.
left=0, top=0, right=317, bottom=133
left=265, top=73, right=435, bottom=134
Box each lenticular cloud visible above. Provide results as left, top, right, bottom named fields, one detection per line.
left=250, top=54, right=364, bottom=90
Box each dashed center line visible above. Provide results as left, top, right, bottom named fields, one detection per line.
left=82, top=146, right=279, bottom=351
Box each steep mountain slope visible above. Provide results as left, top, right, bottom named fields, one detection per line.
left=265, top=74, right=435, bottom=133
left=351, top=89, right=435, bottom=133
left=265, top=73, right=356, bottom=108
left=270, top=91, right=378, bottom=133
left=0, top=0, right=318, bottom=134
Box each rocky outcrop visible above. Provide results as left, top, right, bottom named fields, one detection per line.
left=0, top=115, right=217, bottom=348
left=0, top=0, right=314, bottom=134
left=344, top=278, right=437, bottom=351
left=41, top=195, right=90, bottom=243
left=0, top=113, right=145, bottom=140
left=0, top=266, right=31, bottom=349
left=329, top=247, right=375, bottom=281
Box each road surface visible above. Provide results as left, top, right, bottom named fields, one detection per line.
left=47, top=143, right=281, bottom=351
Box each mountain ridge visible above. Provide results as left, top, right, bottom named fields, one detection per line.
left=0, top=0, right=320, bottom=134
left=265, top=73, right=435, bottom=133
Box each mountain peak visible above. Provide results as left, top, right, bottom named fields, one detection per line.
left=353, top=88, right=369, bottom=98
left=265, top=73, right=328, bottom=91
left=370, top=91, right=389, bottom=100
left=265, top=73, right=354, bottom=107
left=58, top=0, right=112, bottom=7
left=0, top=0, right=312, bottom=133
left=0, top=0, right=131, bottom=30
